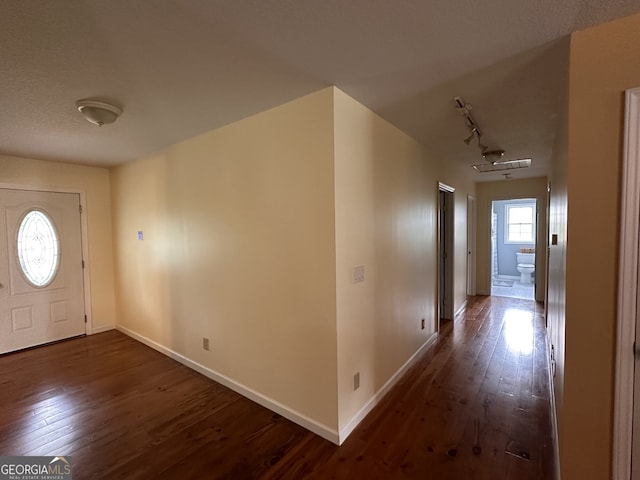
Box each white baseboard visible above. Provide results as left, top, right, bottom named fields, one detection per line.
left=89, top=325, right=115, bottom=335
left=116, top=324, right=340, bottom=445
left=546, top=330, right=562, bottom=479
left=454, top=300, right=468, bottom=318
left=338, top=331, right=438, bottom=444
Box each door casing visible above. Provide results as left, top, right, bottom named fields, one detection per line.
left=438, top=182, right=455, bottom=329
left=614, top=86, right=640, bottom=480
left=467, top=195, right=476, bottom=296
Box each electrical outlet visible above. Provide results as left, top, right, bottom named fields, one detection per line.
left=421, top=318, right=425, bottom=330
left=353, top=372, right=360, bottom=391
left=203, top=337, right=210, bottom=351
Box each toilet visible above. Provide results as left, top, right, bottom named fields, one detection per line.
left=516, top=252, right=535, bottom=284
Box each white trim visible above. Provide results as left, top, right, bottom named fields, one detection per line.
left=438, top=183, right=455, bottom=322
left=454, top=300, right=468, bottom=318
left=438, top=181, right=455, bottom=193
left=90, top=325, right=115, bottom=334
left=504, top=202, right=536, bottom=244
left=546, top=328, right=562, bottom=480
left=487, top=195, right=544, bottom=301
left=0, top=183, right=94, bottom=335
left=116, top=324, right=340, bottom=445
left=467, top=195, right=477, bottom=296
left=338, top=332, right=438, bottom=444
left=614, top=86, right=640, bottom=480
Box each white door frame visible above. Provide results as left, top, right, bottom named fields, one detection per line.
left=614, top=86, right=640, bottom=480
left=467, top=195, right=476, bottom=296
left=0, top=183, right=95, bottom=335
left=438, top=182, right=455, bottom=328
left=487, top=195, right=542, bottom=299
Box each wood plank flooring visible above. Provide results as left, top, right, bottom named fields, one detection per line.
left=0, top=296, right=556, bottom=479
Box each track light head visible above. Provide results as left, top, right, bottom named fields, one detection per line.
left=478, top=138, right=490, bottom=154
left=463, top=132, right=475, bottom=145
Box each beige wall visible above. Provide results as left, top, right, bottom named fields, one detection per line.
left=547, top=37, right=569, bottom=438
left=111, top=86, right=459, bottom=441
left=476, top=177, right=548, bottom=301
left=560, top=13, right=640, bottom=480
left=111, top=89, right=339, bottom=431
left=0, top=154, right=116, bottom=331
left=333, top=89, right=439, bottom=431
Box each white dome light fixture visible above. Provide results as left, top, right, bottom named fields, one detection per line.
left=76, top=99, right=122, bottom=126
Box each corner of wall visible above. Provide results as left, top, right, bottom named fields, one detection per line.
left=332, top=90, right=438, bottom=438
left=110, top=89, right=340, bottom=436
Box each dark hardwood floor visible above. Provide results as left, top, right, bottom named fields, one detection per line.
left=0, top=296, right=556, bottom=479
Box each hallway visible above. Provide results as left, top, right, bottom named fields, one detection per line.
left=271, top=295, right=556, bottom=479
left=0, top=296, right=555, bottom=479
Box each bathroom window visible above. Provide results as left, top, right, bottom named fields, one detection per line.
left=506, top=204, right=534, bottom=243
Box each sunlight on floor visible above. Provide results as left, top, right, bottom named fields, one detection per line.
left=13, top=393, right=77, bottom=455
left=503, top=308, right=534, bottom=355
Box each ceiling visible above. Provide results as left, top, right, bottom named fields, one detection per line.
left=2, top=1, right=640, bottom=182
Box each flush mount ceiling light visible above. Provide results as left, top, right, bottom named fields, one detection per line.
left=76, top=99, right=122, bottom=126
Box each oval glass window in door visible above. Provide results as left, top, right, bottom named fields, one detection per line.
left=16, top=209, right=60, bottom=287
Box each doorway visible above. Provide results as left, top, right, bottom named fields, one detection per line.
left=0, top=188, right=86, bottom=354
left=438, top=183, right=455, bottom=328
left=490, top=198, right=537, bottom=300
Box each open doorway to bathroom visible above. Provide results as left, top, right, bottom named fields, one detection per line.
left=490, top=198, right=537, bottom=300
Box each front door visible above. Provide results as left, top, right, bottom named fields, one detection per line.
left=0, top=189, right=85, bottom=354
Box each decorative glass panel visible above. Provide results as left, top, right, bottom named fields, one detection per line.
left=17, top=210, right=60, bottom=287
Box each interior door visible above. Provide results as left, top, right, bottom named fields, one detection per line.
left=0, top=189, right=85, bottom=354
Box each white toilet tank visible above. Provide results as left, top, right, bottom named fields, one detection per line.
left=516, top=252, right=535, bottom=266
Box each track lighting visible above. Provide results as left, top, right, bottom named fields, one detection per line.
left=464, top=132, right=475, bottom=145
left=453, top=96, right=532, bottom=174
left=455, top=96, right=486, bottom=152
left=477, top=137, right=489, bottom=154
